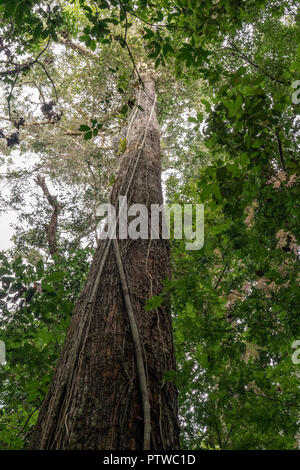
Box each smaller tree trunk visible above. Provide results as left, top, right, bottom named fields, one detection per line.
left=35, top=174, right=60, bottom=258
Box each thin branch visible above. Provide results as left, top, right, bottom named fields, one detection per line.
left=35, top=60, right=58, bottom=102
left=15, top=401, right=42, bottom=439
left=214, top=262, right=230, bottom=290
left=7, top=71, right=19, bottom=119
left=118, top=1, right=144, bottom=87
left=33, top=81, right=46, bottom=104
left=124, top=6, right=193, bottom=32
left=0, top=37, right=50, bottom=78
left=0, top=116, right=59, bottom=126
left=34, top=36, right=51, bottom=63
left=0, top=421, right=21, bottom=431
left=223, top=43, right=288, bottom=86
left=0, top=61, right=32, bottom=77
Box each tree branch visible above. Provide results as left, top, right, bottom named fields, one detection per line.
left=35, top=174, right=61, bottom=258
left=58, top=35, right=95, bottom=59
left=223, top=42, right=288, bottom=86
left=275, top=131, right=286, bottom=172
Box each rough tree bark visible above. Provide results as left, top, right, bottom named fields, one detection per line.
left=29, top=71, right=180, bottom=450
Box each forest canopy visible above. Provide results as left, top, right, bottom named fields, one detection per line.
left=0, top=0, right=299, bottom=450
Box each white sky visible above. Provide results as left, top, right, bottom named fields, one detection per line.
left=0, top=212, right=17, bottom=250
left=0, top=148, right=40, bottom=252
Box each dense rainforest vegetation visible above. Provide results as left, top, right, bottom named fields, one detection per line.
left=0, top=0, right=299, bottom=450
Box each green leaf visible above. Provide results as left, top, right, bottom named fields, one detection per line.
left=84, top=131, right=93, bottom=140
left=44, top=272, right=65, bottom=283
left=79, top=125, right=90, bottom=132
left=211, top=221, right=231, bottom=235
left=144, top=295, right=163, bottom=311
left=201, top=183, right=221, bottom=201
left=90, top=119, right=97, bottom=127
left=201, top=99, right=211, bottom=112
left=90, top=39, right=96, bottom=51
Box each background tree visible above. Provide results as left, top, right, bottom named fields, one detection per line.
left=0, top=0, right=299, bottom=450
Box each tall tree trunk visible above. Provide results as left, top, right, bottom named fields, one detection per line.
left=29, top=71, right=180, bottom=450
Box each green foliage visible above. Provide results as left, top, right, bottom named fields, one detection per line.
left=162, top=1, right=300, bottom=449
left=0, top=0, right=300, bottom=451
left=0, top=248, right=92, bottom=448
left=79, top=120, right=103, bottom=140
